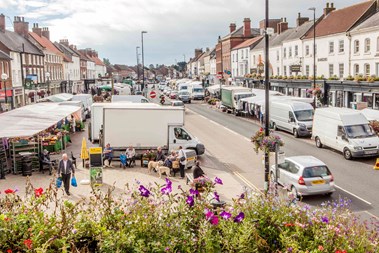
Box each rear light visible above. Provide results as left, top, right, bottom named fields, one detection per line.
left=298, top=176, right=305, bottom=185
left=330, top=174, right=334, bottom=182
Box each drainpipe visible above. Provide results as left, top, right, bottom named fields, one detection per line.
left=347, top=32, right=352, bottom=77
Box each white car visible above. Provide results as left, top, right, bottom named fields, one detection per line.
left=270, top=156, right=335, bottom=198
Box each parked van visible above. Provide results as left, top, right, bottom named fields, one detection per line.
left=313, top=107, right=379, bottom=160
left=59, top=101, right=86, bottom=121
left=72, top=94, right=93, bottom=119
left=270, top=100, right=314, bottom=137
left=178, top=82, right=190, bottom=92
left=189, top=83, right=205, bottom=100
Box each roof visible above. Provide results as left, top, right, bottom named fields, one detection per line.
left=29, top=32, right=69, bottom=61
left=232, top=36, right=263, bottom=50
left=56, top=42, right=80, bottom=58
left=222, top=26, right=260, bottom=40
left=114, top=64, right=130, bottom=70
left=0, top=30, right=43, bottom=55
left=352, top=11, right=379, bottom=32
left=304, top=1, right=375, bottom=39
left=92, top=56, right=105, bottom=66
left=0, top=50, right=11, bottom=60
left=287, top=156, right=325, bottom=167
left=283, top=21, right=314, bottom=42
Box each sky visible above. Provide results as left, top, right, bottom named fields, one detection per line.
left=1, top=0, right=363, bottom=66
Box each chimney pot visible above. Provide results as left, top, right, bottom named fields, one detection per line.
left=331, top=2, right=334, bottom=8
left=243, top=17, right=251, bottom=37
left=326, top=2, right=329, bottom=8
left=0, top=14, right=5, bottom=32
left=229, top=23, right=236, bottom=33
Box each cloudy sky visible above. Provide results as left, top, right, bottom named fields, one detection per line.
left=1, top=0, right=361, bottom=66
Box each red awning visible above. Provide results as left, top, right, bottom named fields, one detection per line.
left=0, top=90, right=13, bottom=98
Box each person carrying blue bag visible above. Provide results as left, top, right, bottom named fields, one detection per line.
left=57, top=153, right=75, bottom=196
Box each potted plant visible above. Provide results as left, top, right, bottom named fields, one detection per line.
left=191, top=176, right=213, bottom=192
left=251, top=128, right=284, bottom=154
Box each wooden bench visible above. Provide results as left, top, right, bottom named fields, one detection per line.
left=186, top=173, right=194, bottom=185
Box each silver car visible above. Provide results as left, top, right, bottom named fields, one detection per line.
left=270, top=156, right=335, bottom=198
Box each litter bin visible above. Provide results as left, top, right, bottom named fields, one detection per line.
left=22, top=157, right=33, bottom=176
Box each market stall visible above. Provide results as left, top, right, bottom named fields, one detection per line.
left=37, top=93, right=74, bottom=103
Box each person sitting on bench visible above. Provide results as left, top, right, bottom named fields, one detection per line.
left=193, top=160, right=205, bottom=179
left=39, top=149, right=53, bottom=175
left=103, top=143, right=113, bottom=167
left=125, top=145, right=136, bottom=168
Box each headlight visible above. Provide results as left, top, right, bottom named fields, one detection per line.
left=353, top=146, right=363, bottom=150
left=298, top=123, right=306, bottom=128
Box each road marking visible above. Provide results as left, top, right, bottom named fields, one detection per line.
left=223, top=126, right=238, bottom=135
left=364, top=211, right=379, bottom=220
left=335, top=185, right=372, bottom=205
left=198, top=114, right=207, bottom=120
left=233, top=171, right=262, bottom=193
left=244, top=137, right=251, bottom=142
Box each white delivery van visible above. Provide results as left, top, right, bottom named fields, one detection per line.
left=111, top=95, right=149, bottom=103
left=72, top=94, right=93, bottom=119
left=270, top=100, right=314, bottom=137
left=178, top=82, right=190, bottom=92
left=189, top=83, right=205, bottom=100
left=313, top=107, right=379, bottom=160
left=102, top=105, right=205, bottom=155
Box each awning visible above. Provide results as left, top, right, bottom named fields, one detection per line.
left=0, top=103, right=81, bottom=138
left=37, top=93, right=73, bottom=102
left=361, top=108, right=379, bottom=121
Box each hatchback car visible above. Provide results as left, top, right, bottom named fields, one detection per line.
left=171, top=100, right=184, bottom=107
left=270, top=156, right=335, bottom=198
left=169, top=91, right=178, bottom=99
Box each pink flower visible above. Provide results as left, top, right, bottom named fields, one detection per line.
left=210, top=215, right=219, bottom=225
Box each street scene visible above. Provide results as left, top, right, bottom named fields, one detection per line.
left=1, top=0, right=379, bottom=252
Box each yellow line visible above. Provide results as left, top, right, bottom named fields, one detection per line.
left=233, top=171, right=262, bottom=194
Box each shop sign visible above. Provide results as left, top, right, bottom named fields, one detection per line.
left=290, top=65, right=301, bottom=73
left=317, top=58, right=328, bottom=62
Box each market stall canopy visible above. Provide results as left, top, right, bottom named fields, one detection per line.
left=37, top=93, right=74, bottom=102
left=0, top=103, right=81, bottom=138
left=360, top=108, right=379, bottom=121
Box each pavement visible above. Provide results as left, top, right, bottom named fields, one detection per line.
left=0, top=120, right=245, bottom=203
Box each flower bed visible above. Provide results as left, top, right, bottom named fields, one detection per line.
left=0, top=179, right=378, bottom=252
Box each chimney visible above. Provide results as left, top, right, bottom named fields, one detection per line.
left=59, top=39, right=69, bottom=46
left=277, top=18, right=288, bottom=34
left=32, top=23, right=42, bottom=37
left=195, top=48, right=203, bottom=58
left=229, top=23, right=236, bottom=33
left=260, top=19, right=281, bottom=33
left=0, top=14, right=5, bottom=32
left=206, top=47, right=210, bottom=52
left=243, top=18, right=251, bottom=37
left=324, top=2, right=336, bottom=16
left=41, top=27, right=50, bottom=40
left=296, top=12, right=310, bottom=27
left=13, top=16, right=29, bottom=38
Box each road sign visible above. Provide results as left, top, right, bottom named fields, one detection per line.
left=149, top=91, right=156, bottom=99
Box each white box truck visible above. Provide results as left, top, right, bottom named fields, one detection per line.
left=72, top=94, right=93, bottom=119
left=188, top=82, right=205, bottom=100
left=102, top=105, right=205, bottom=155
left=221, top=86, right=253, bottom=115
left=270, top=100, right=314, bottom=137
left=313, top=107, right=379, bottom=160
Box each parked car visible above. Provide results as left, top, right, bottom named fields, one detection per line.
left=270, top=156, right=335, bottom=199
left=171, top=100, right=184, bottom=107
left=169, top=91, right=178, bottom=99
left=178, top=91, right=191, bottom=103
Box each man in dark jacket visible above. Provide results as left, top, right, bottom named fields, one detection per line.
left=193, top=161, right=205, bottom=179
left=58, top=153, right=75, bottom=196
left=155, top=146, right=166, bottom=162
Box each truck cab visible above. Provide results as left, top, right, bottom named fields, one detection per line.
left=169, top=126, right=205, bottom=155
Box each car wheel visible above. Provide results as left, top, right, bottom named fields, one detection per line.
left=315, top=137, right=323, bottom=148
left=325, top=192, right=333, bottom=197
left=293, top=129, right=299, bottom=138
left=291, top=186, right=299, bottom=200
left=343, top=148, right=353, bottom=160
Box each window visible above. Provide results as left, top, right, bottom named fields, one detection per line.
left=276, top=51, right=279, bottom=61
left=364, top=64, right=370, bottom=76
left=283, top=48, right=287, bottom=58
left=305, top=65, right=310, bottom=77
left=253, top=55, right=256, bottom=64
left=354, top=64, right=359, bottom=76
left=339, top=40, right=344, bottom=53
left=241, top=50, right=244, bottom=59
left=339, top=64, right=344, bottom=78
left=174, top=128, right=191, bottom=140
left=329, top=41, right=334, bottom=54
left=278, top=161, right=299, bottom=174
left=365, top=38, right=371, bottom=53
left=329, top=64, right=334, bottom=77
left=294, top=45, right=298, bottom=57
left=305, top=45, right=309, bottom=56
left=277, top=67, right=280, bottom=75
left=284, top=66, right=287, bottom=76
left=289, top=47, right=292, bottom=57
left=354, top=40, right=360, bottom=53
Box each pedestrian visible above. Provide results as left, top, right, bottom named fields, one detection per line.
left=193, top=160, right=205, bottom=179
left=155, top=146, right=166, bottom=162
left=103, top=143, right=113, bottom=167
left=125, top=145, right=136, bottom=167
left=177, top=146, right=186, bottom=179
left=58, top=153, right=75, bottom=196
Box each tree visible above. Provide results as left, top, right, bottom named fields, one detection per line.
left=103, top=58, right=111, bottom=65
left=177, top=61, right=187, bottom=72
left=149, top=64, right=155, bottom=70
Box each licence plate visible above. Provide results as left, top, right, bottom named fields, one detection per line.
left=187, top=157, right=195, bottom=161
left=312, top=180, right=325, bottom=185
left=365, top=150, right=377, bottom=155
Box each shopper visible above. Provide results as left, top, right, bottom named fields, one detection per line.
left=58, top=153, right=75, bottom=196
left=177, top=146, right=186, bottom=179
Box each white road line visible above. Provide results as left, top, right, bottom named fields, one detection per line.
left=223, top=126, right=238, bottom=135
left=335, top=185, right=372, bottom=205
left=198, top=114, right=207, bottom=120
left=244, top=137, right=251, bottom=142
left=364, top=211, right=379, bottom=220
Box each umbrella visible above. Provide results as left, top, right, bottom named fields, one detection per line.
left=80, top=137, right=89, bottom=167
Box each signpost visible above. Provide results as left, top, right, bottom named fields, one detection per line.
left=89, top=147, right=103, bottom=186
left=149, top=90, right=156, bottom=99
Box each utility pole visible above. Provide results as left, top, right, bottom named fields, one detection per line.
left=309, top=7, right=317, bottom=108
left=141, top=31, right=147, bottom=91
left=264, top=0, right=270, bottom=194
left=136, top=46, right=140, bottom=80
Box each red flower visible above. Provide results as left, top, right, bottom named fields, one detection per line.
left=7, top=249, right=12, bottom=253
left=4, top=189, right=15, bottom=194
left=284, top=223, right=295, bottom=227
left=34, top=188, right=43, bottom=197
left=335, top=251, right=346, bottom=253
left=23, top=239, right=32, bottom=249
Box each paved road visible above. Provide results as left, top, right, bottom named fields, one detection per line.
left=185, top=102, right=379, bottom=219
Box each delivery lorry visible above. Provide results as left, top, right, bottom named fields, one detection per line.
left=90, top=103, right=159, bottom=142
left=313, top=107, right=379, bottom=160
left=221, top=86, right=253, bottom=115
left=270, top=100, right=314, bottom=137
left=188, top=82, right=205, bottom=100
left=101, top=105, right=205, bottom=156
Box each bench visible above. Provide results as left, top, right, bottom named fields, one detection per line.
left=186, top=173, right=194, bottom=185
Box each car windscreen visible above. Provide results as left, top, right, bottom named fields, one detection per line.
left=345, top=124, right=376, bottom=138
left=235, top=93, right=252, bottom=101
left=294, top=109, right=313, bottom=122
left=193, top=88, right=204, bottom=92
left=180, top=86, right=188, bottom=90
left=302, top=166, right=331, bottom=178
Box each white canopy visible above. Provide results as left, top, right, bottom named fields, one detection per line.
left=360, top=108, right=379, bottom=121
left=37, top=93, right=74, bottom=103
left=0, top=103, right=81, bottom=138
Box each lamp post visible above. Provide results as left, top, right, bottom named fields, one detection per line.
left=309, top=7, right=316, bottom=108
left=141, top=31, right=147, bottom=91
left=263, top=0, right=270, bottom=194
left=1, top=73, right=8, bottom=110
left=45, top=72, right=50, bottom=95
left=136, top=46, right=140, bottom=81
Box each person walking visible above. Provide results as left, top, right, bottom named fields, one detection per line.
left=58, top=153, right=75, bottom=196
left=177, top=146, right=186, bottom=179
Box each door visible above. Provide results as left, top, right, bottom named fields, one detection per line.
left=168, top=126, right=192, bottom=150
left=277, top=160, right=290, bottom=185
left=336, top=125, right=348, bottom=151
left=286, top=111, right=296, bottom=132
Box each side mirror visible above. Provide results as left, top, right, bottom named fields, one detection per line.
left=186, top=136, right=190, bottom=140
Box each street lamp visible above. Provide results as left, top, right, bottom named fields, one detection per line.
left=45, top=72, right=51, bottom=95
left=263, top=0, right=270, bottom=194
left=309, top=7, right=316, bottom=108
left=136, top=46, right=140, bottom=81
left=141, top=31, right=147, bottom=91
left=1, top=73, right=8, bottom=108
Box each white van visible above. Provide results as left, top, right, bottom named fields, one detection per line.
left=72, top=94, right=93, bottom=119
left=189, top=83, right=205, bottom=100
left=313, top=107, right=379, bottom=160
left=111, top=95, right=149, bottom=103
left=270, top=100, right=314, bottom=137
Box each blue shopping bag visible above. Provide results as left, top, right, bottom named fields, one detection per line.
left=56, top=177, right=62, bottom=188
left=71, top=177, right=78, bottom=187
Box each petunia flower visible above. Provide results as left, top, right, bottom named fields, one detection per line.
left=214, top=177, right=223, bottom=185
left=210, top=215, right=219, bottom=225
left=186, top=195, right=194, bottom=207
left=23, top=239, right=32, bottom=249
left=233, top=212, right=245, bottom=223
left=205, top=210, right=214, bottom=220
left=239, top=193, right=245, bottom=199
left=321, top=216, right=329, bottom=223
left=220, top=211, right=231, bottom=220
left=7, top=249, right=12, bottom=253
left=4, top=189, right=15, bottom=194
left=189, top=188, right=199, bottom=196
left=161, top=185, right=172, bottom=195
left=34, top=188, right=43, bottom=197
left=214, top=192, right=220, bottom=202
left=139, top=185, right=150, bottom=198
left=165, top=177, right=172, bottom=187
